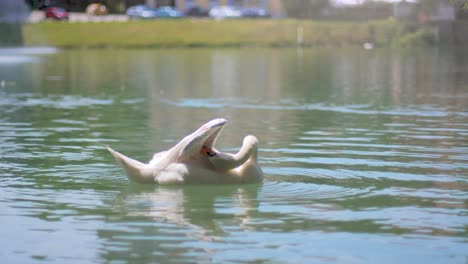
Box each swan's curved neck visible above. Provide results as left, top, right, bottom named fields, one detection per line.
left=234, top=139, right=257, bottom=163
left=209, top=135, right=258, bottom=171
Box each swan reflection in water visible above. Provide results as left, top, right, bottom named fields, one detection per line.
left=101, top=184, right=261, bottom=242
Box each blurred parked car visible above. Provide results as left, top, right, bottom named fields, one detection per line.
left=241, top=7, right=269, bottom=18
left=154, top=6, right=183, bottom=18
left=44, top=7, right=69, bottom=20
left=86, top=3, right=108, bottom=16
left=127, top=5, right=182, bottom=19
left=184, top=6, right=209, bottom=17
left=127, top=5, right=157, bottom=19
left=209, top=6, right=241, bottom=19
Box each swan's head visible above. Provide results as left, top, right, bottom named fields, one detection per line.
left=177, top=118, right=227, bottom=161
left=178, top=118, right=260, bottom=173
left=196, top=118, right=227, bottom=152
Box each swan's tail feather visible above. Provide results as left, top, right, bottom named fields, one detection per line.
left=107, top=146, right=154, bottom=183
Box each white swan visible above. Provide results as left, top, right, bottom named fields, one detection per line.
left=107, top=118, right=263, bottom=184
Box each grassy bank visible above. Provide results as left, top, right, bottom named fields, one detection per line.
left=21, top=19, right=436, bottom=48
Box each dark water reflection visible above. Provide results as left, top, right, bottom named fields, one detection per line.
left=0, top=47, right=467, bottom=263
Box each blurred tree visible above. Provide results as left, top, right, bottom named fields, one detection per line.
left=419, top=0, right=468, bottom=20
left=101, top=0, right=127, bottom=13
left=281, top=0, right=330, bottom=19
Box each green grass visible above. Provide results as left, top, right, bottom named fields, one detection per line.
left=21, top=19, right=436, bottom=48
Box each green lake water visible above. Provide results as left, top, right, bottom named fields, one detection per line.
left=0, top=47, right=467, bottom=263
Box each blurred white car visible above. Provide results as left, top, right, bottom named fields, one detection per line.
left=209, top=6, right=241, bottom=19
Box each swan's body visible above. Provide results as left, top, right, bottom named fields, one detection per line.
left=108, top=118, right=263, bottom=184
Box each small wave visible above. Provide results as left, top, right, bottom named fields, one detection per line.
left=0, top=46, right=59, bottom=55
left=0, top=55, right=38, bottom=64
left=161, top=98, right=462, bottom=118
left=0, top=47, right=59, bottom=64
left=262, top=180, right=372, bottom=202
left=0, top=93, right=114, bottom=109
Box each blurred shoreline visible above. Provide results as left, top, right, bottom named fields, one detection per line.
left=20, top=18, right=439, bottom=49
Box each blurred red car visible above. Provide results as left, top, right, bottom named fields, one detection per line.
left=45, top=7, right=69, bottom=20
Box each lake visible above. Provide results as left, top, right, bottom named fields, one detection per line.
left=0, top=47, right=467, bottom=263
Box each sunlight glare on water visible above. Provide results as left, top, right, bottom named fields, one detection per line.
left=0, top=47, right=467, bottom=263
